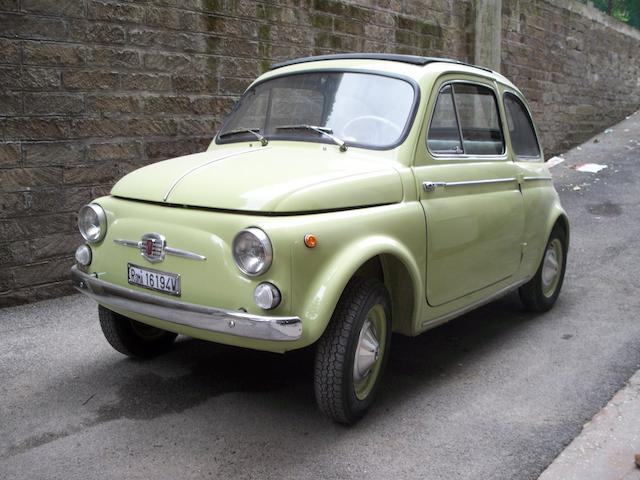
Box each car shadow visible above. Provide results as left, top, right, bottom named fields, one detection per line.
left=88, top=292, right=545, bottom=427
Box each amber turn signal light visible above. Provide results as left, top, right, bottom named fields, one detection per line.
left=304, top=233, right=317, bottom=248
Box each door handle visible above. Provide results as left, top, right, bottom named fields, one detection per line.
left=422, top=181, right=446, bottom=192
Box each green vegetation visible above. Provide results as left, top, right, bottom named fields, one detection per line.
left=578, top=0, right=640, bottom=28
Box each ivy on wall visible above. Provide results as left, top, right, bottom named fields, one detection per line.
left=578, top=0, right=640, bottom=28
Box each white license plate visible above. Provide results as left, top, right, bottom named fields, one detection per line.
left=127, top=263, right=181, bottom=296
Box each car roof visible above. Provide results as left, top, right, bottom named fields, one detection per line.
left=263, top=53, right=516, bottom=90
left=270, top=53, right=494, bottom=73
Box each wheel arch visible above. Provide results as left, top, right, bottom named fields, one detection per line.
left=528, top=208, right=570, bottom=277
left=352, top=254, right=417, bottom=336
left=299, top=236, right=423, bottom=345
left=553, top=212, right=570, bottom=247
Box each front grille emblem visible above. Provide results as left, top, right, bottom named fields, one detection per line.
left=139, top=233, right=166, bottom=263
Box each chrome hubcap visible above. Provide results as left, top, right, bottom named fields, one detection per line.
left=353, top=304, right=386, bottom=400
left=353, top=319, right=380, bottom=383
left=541, top=239, right=563, bottom=297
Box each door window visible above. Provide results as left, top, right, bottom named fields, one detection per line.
left=428, top=82, right=505, bottom=157
left=504, top=93, right=541, bottom=159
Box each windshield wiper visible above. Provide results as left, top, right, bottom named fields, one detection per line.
left=219, top=127, right=268, bottom=146
left=276, top=124, right=347, bottom=152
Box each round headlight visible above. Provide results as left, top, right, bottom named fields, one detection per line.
left=78, top=203, right=107, bottom=243
left=75, top=244, right=92, bottom=266
left=232, top=227, right=272, bottom=276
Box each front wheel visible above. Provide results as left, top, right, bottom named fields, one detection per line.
left=519, top=225, right=568, bottom=312
left=98, top=306, right=177, bottom=358
left=314, top=277, right=392, bottom=424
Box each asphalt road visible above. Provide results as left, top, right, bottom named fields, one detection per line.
left=1, top=112, right=639, bottom=480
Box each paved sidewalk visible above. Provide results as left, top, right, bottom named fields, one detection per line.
left=538, top=371, right=640, bottom=480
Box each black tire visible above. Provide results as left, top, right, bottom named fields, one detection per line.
left=98, top=305, right=177, bottom=358
left=314, top=276, right=392, bottom=424
left=519, top=224, right=568, bottom=312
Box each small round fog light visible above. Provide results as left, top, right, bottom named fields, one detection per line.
left=254, top=282, right=281, bottom=310
left=75, top=244, right=92, bottom=266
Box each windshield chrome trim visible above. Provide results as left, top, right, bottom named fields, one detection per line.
left=214, top=68, right=421, bottom=152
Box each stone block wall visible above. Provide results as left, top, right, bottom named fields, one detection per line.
left=0, top=0, right=472, bottom=306
left=501, top=0, right=640, bottom=155
left=0, top=0, right=638, bottom=307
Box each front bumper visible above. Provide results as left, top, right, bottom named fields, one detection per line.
left=70, top=266, right=302, bottom=341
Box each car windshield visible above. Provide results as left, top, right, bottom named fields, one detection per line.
left=217, top=71, right=416, bottom=149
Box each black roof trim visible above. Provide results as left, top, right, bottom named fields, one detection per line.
left=269, top=53, right=494, bottom=73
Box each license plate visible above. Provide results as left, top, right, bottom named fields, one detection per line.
left=127, top=263, right=181, bottom=296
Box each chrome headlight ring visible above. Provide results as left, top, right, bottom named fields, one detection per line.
left=78, top=203, right=107, bottom=243
left=232, top=227, right=273, bottom=276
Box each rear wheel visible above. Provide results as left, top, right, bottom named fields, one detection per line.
left=519, top=225, right=568, bottom=312
left=314, top=277, right=391, bottom=424
left=98, top=305, right=177, bottom=358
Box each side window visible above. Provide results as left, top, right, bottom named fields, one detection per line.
left=427, top=85, right=463, bottom=154
left=428, top=82, right=505, bottom=157
left=504, top=93, right=541, bottom=159
left=452, top=83, right=504, bottom=155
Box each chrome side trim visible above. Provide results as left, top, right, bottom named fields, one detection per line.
left=114, top=239, right=207, bottom=261
left=422, top=177, right=516, bottom=191
left=71, top=266, right=302, bottom=341
left=164, top=247, right=207, bottom=261
left=445, top=177, right=516, bottom=187
left=114, top=238, right=138, bottom=247
left=523, top=176, right=553, bottom=182
left=421, top=277, right=529, bottom=328
left=163, top=147, right=266, bottom=201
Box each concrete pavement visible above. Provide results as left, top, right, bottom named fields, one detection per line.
left=539, top=370, right=640, bottom=480
left=1, top=112, right=639, bottom=480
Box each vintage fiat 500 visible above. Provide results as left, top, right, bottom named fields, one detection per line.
left=71, top=53, right=569, bottom=424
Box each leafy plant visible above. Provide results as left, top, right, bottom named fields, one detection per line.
left=578, top=0, right=640, bottom=28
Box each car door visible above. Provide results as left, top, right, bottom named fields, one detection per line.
left=414, top=76, right=525, bottom=307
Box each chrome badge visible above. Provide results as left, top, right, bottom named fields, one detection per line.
left=139, top=233, right=166, bottom=263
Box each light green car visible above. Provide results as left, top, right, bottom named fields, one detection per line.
left=71, top=54, right=569, bottom=424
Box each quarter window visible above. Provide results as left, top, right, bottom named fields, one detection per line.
left=428, top=82, right=505, bottom=157
left=427, top=85, right=462, bottom=154
left=504, top=93, right=541, bottom=159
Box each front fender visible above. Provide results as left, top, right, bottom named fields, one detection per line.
left=295, top=232, right=424, bottom=346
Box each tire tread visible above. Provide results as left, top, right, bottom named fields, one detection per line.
left=314, top=277, right=389, bottom=424
left=98, top=306, right=176, bottom=358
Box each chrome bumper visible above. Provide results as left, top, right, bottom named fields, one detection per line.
left=70, top=266, right=302, bottom=341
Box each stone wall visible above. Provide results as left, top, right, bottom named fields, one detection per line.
left=501, top=0, right=640, bottom=155
left=0, top=0, right=638, bottom=307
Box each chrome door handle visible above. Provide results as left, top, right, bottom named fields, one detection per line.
left=422, top=181, right=447, bottom=192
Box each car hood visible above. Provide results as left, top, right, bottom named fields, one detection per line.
left=111, top=144, right=404, bottom=213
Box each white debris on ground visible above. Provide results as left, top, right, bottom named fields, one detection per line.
left=546, top=156, right=565, bottom=168
left=573, top=163, right=608, bottom=173
left=547, top=109, right=638, bottom=195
